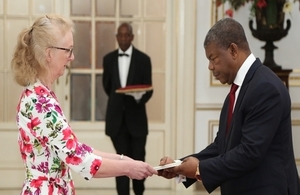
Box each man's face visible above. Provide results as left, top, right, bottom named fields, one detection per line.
left=205, top=42, right=236, bottom=85
left=116, top=25, right=134, bottom=51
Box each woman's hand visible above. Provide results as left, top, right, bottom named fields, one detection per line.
left=127, top=161, right=157, bottom=180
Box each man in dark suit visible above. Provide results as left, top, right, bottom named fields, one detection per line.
left=102, top=22, right=152, bottom=195
left=158, top=18, right=300, bottom=195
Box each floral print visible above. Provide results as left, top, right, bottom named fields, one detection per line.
left=17, top=80, right=102, bottom=195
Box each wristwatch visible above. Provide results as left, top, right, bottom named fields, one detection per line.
left=195, top=163, right=201, bottom=181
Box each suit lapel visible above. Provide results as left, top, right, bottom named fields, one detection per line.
left=112, top=51, right=122, bottom=88
left=220, top=95, right=230, bottom=152
left=224, top=59, right=262, bottom=148
left=126, top=48, right=136, bottom=85
left=233, top=59, right=261, bottom=116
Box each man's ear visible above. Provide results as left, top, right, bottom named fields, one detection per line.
left=229, top=43, right=238, bottom=59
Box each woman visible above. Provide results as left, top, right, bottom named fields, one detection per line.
left=11, top=14, right=157, bottom=195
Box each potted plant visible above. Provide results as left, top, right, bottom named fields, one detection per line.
left=217, top=0, right=299, bottom=70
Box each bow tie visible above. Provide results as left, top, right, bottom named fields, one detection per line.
left=119, top=53, right=129, bottom=57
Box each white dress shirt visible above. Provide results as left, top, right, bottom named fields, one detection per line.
left=232, top=53, right=256, bottom=110
left=118, top=45, right=132, bottom=87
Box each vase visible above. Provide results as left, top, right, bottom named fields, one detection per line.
left=249, top=0, right=291, bottom=70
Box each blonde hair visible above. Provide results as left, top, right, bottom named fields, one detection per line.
left=11, top=14, right=74, bottom=86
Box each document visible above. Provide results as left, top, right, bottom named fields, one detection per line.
left=153, top=160, right=182, bottom=171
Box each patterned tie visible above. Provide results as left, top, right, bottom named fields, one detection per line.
left=226, top=83, right=239, bottom=135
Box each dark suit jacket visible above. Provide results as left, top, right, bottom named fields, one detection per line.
left=184, top=59, right=300, bottom=195
left=102, top=46, right=152, bottom=138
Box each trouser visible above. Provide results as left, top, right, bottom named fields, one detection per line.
left=110, top=120, right=147, bottom=195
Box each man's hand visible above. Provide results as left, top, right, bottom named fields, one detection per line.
left=125, top=91, right=146, bottom=101
left=157, top=156, right=178, bottom=179
left=171, top=156, right=199, bottom=179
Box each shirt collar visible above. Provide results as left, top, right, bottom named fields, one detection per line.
left=234, top=53, right=256, bottom=87
left=118, top=45, right=133, bottom=56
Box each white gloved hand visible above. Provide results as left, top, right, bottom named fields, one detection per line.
left=125, top=91, right=146, bottom=101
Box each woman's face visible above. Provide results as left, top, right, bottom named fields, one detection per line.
left=48, top=30, right=74, bottom=82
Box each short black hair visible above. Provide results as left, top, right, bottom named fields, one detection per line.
left=204, top=18, right=250, bottom=52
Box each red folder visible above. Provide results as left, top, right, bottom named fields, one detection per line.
left=115, top=85, right=153, bottom=93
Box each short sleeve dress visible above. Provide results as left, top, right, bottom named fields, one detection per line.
left=16, top=80, right=102, bottom=195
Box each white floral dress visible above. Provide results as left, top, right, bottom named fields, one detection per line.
left=16, top=81, right=102, bottom=195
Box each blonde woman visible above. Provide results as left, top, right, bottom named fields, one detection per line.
left=11, top=14, right=157, bottom=195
